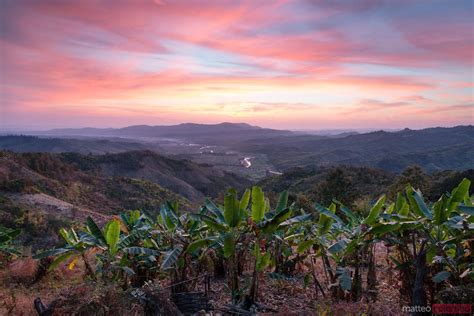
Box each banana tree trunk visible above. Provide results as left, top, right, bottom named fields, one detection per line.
left=81, top=253, right=95, bottom=280
left=211, top=251, right=226, bottom=278
left=396, top=242, right=415, bottom=301
left=322, top=253, right=341, bottom=298
left=322, top=253, right=334, bottom=281
left=412, top=244, right=427, bottom=315
left=274, top=238, right=283, bottom=274
left=227, top=253, right=240, bottom=304
left=367, top=244, right=377, bottom=301
left=351, top=252, right=361, bottom=301
left=310, top=256, right=325, bottom=298
left=246, top=261, right=259, bottom=309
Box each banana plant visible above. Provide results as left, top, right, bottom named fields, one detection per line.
left=90, top=215, right=161, bottom=283
left=193, top=186, right=307, bottom=308
left=0, top=226, right=21, bottom=264
left=292, top=202, right=343, bottom=297
left=155, top=201, right=208, bottom=292
left=245, top=187, right=290, bottom=308
left=33, top=222, right=96, bottom=278
left=369, top=178, right=472, bottom=306
left=245, top=188, right=316, bottom=307
left=188, top=188, right=251, bottom=304
left=34, top=215, right=158, bottom=282
left=118, top=210, right=161, bottom=286
left=273, top=202, right=312, bottom=276
left=291, top=194, right=386, bottom=300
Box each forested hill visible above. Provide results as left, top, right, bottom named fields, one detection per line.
left=0, top=150, right=249, bottom=203
left=0, top=135, right=154, bottom=154
left=237, top=125, right=474, bottom=172
left=59, top=150, right=250, bottom=201
left=258, top=165, right=474, bottom=209
left=0, top=150, right=253, bottom=247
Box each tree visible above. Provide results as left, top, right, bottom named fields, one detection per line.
left=388, top=165, right=430, bottom=199
left=310, top=168, right=358, bottom=207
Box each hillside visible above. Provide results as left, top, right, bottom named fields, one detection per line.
left=0, top=151, right=191, bottom=249
left=59, top=150, right=250, bottom=201
left=0, top=151, right=190, bottom=215
left=0, top=135, right=156, bottom=154
left=259, top=165, right=394, bottom=197
left=259, top=164, right=474, bottom=209
left=0, top=149, right=250, bottom=250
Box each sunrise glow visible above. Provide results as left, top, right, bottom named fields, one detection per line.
left=1, top=0, right=473, bottom=130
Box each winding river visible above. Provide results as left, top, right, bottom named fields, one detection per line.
left=242, top=157, right=252, bottom=168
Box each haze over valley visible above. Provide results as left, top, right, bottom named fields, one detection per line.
left=3, top=123, right=473, bottom=180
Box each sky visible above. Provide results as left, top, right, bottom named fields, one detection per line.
left=0, top=0, right=473, bottom=131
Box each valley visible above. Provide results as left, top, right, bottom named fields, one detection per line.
left=4, top=123, right=474, bottom=181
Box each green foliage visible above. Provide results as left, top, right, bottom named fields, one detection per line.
left=371, top=178, right=473, bottom=302
left=224, top=189, right=241, bottom=227
left=105, top=220, right=120, bottom=255
left=0, top=226, right=21, bottom=261
left=161, top=245, right=183, bottom=270
left=364, top=195, right=386, bottom=225
left=251, top=186, right=266, bottom=222
left=33, top=179, right=473, bottom=309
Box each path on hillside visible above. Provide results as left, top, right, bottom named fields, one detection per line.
left=9, top=193, right=110, bottom=224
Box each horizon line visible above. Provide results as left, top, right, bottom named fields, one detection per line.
left=1, top=122, right=472, bottom=134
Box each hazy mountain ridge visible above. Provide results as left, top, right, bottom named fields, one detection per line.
left=31, top=122, right=292, bottom=141
left=3, top=124, right=473, bottom=174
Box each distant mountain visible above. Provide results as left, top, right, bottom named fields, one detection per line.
left=115, top=122, right=262, bottom=137
left=8, top=125, right=474, bottom=174
left=237, top=125, right=474, bottom=173
left=28, top=122, right=294, bottom=145
left=0, top=135, right=155, bottom=154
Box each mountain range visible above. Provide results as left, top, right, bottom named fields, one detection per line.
left=7, top=123, right=474, bottom=174
left=29, top=122, right=294, bottom=145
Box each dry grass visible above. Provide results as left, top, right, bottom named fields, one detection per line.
left=0, top=247, right=407, bottom=315
left=7, top=257, right=38, bottom=284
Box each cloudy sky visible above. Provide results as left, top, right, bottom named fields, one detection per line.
left=1, top=0, right=473, bottom=130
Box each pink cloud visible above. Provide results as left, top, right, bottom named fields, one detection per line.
left=1, top=0, right=472, bottom=129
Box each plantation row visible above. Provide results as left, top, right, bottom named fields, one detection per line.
left=3, top=179, right=472, bottom=311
